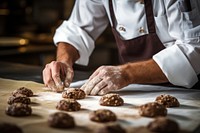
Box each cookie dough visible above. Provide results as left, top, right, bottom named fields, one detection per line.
left=5, top=103, right=32, bottom=116
left=95, top=124, right=126, bottom=133
left=12, top=87, right=33, bottom=97
left=99, top=93, right=124, bottom=106
left=48, top=112, right=75, bottom=129
left=0, top=122, right=23, bottom=133
left=147, top=117, right=179, bottom=133
left=7, top=96, right=31, bottom=105
left=155, top=94, right=180, bottom=108
left=62, top=88, right=86, bottom=99
left=56, top=99, right=81, bottom=111
left=89, top=109, right=117, bottom=123
left=139, top=102, right=167, bottom=117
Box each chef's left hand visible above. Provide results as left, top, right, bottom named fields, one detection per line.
left=80, top=65, right=130, bottom=95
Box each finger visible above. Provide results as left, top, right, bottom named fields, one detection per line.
left=90, top=80, right=107, bottom=95
left=80, top=83, right=87, bottom=91
left=64, top=66, right=73, bottom=87
left=42, top=64, right=51, bottom=86
left=47, top=80, right=58, bottom=92
left=51, top=63, right=64, bottom=92
left=81, top=77, right=103, bottom=95
left=81, top=66, right=104, bottom=90
left=98, top=86, right=112, bottom=95
left=42, top=64, right=57, bottom=91
left=81, top=77, right=101, bottom=91
left=89, top=66, right=104, bottom=80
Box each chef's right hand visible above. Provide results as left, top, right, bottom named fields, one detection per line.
left=42, top=61, right=74, bottom=92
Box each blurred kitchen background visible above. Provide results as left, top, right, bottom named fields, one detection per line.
left=0, top=0, right=119, bottom=71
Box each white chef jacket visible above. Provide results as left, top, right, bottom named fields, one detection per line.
left=53, top=0, right=200, bottom=88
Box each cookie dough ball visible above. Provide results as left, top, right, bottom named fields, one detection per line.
left=12, top=87, right=33, bottom=97
left=0, top=122, right=23, bottom=133
left=5, top=103, right=32, bottom=116
left=147, top=117, right=179, bottom=133
left=99, top=93, right=124, bottom=106
left=89, top=109, right=117, bottom=123
left=62, top=88, right=86, bottom=99
left=7, top=96, right=31, bottom=105
left=56, top=99, right=81, bottom=111
left=155, top=94, right=180, bottom=108
left=95, top=124, right=126, bottom=133
left=48, top=112, right=75, bottom=129
left=139, top=102, right=167, bottom=117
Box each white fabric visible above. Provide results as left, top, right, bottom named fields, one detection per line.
left=53, top=0, right=200, bottom=88
left=153, top=45, right=198, bottom=88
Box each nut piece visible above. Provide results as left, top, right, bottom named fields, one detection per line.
left=62, top=88, right=86, bottom=99
left=155, top=94, right=180, bottom=108
left=89, top=109, right=117, bottom=123
left=56, top=99, right=81, bottom=111
left=139, top=102, right=167, bottom=117
left=99, top=93, right=124, bottom=106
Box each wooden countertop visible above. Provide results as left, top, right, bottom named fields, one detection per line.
left=0, top=78, right=200, bottom=133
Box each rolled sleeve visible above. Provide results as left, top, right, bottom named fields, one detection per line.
left=153, top=45, right=198, bottom=88
left=53, top=21, right=94, bottom=65
left=53, top=0, right=108, bottom=66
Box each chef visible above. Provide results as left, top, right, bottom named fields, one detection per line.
left=43, top=0, right=200, bottom=95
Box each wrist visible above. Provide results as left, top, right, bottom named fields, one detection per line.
left=118, top=63, right=135, bottom=84
left=56, top=42, right=80, bottom=66
left=119, top=59, right=168, bottom=84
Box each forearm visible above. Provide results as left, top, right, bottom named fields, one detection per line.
left=121, top=59, right=168, bottom=84
left=56, top=42, right=80, bottom=66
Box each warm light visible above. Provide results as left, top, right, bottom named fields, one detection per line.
left=19, top=39, right=28, bottom=45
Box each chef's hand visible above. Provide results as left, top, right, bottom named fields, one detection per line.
left=42, top=61, right=74, bottom=92
left=81, top=65, right=130, bottom=95
left=43, top=42, right=79, bottom=92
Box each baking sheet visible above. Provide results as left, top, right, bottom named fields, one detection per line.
left=0, top=78, right=200, bottom=133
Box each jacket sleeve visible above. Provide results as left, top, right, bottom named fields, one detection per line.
left=153, top=0, right=200, bottom=88
left=53, top=0, right=109, bottom=65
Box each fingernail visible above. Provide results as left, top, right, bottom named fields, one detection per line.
left=64, top=81, right=70, bottom=87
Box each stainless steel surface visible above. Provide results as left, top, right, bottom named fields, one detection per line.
left=0, top=61, right=91, bottom=83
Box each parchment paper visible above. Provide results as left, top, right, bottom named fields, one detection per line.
left=0, top=78, right=200, bottom=133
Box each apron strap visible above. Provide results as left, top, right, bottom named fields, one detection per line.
left=108, top=0, right=117, bottom=28
left=108, top=0, right=156, bottom=33
left=144, top=0, right=156, bottom=33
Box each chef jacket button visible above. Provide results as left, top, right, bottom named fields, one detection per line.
left=139, top=27, right=145, bottom=33
left=119, top=26, right=126, bottom=32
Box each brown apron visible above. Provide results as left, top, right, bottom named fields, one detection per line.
left=108, top=0, right=200, bottom=88
left=109, top=0, right=165, bottom=63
